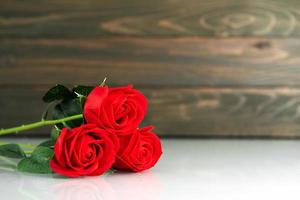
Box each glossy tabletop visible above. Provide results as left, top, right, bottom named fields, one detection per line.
left=1, top=138, right=300, bottom=200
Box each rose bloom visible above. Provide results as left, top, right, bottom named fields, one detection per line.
left=50, top=124, right=119, bottom=177
left=83, top=85, right=147, bottom=136
left=113, top=126, right=162, bottom=172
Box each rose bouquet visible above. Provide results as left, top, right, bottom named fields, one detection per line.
left=0, top=79, right=162, bottom=177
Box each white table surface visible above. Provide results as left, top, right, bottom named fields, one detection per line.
left=0, top=138, right=300, bottom=200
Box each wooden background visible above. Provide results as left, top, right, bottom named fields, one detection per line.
left=1, top=0, right=300, bottom=137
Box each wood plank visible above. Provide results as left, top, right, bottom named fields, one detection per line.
left=1, top=37, right=300, bottom=86
left=1, top=0, right=300, bottom=37
left=2, top=85, right=300, bottom=137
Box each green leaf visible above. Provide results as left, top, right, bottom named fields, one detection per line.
left=17, top=146, right=54, bottom=174
left=50, top=127, right=60, bottom=142
left=0, top=144, right=26, bottom=158
left=17, top=158, right=52, bottom=174
left=52, top=98, right=84, bottom=129
left=42, top=84, right=75, bottom=103
left=72, top=85, right=94, bottom=97
left=31, top=146, right=54, bottom=161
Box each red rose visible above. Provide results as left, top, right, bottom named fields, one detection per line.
left=84, top=85, right=148, bottom=136
left=50, top=124, right=119, bottom=177
left=113, top=126, right=162, bottom=172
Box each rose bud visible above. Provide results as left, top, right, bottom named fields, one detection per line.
left=84, top=85, right=148, bottom=136
left=50, top=124, right=119, bottom=177
left=113, top=126, right=162, bottom=172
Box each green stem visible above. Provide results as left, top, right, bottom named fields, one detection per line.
left=24, top=150, right=33, bottom=154
left=0, top=114, right=83, bottom=136
left=0, top=142, right=35, bottom=149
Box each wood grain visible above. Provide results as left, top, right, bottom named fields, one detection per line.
left=0, top=0, right=300, bottom=37
left=2, top=0, right=300, bottom=137
left=2, top=85, right=300, bottom=137
left=1, top=37, right=300, bottom=86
